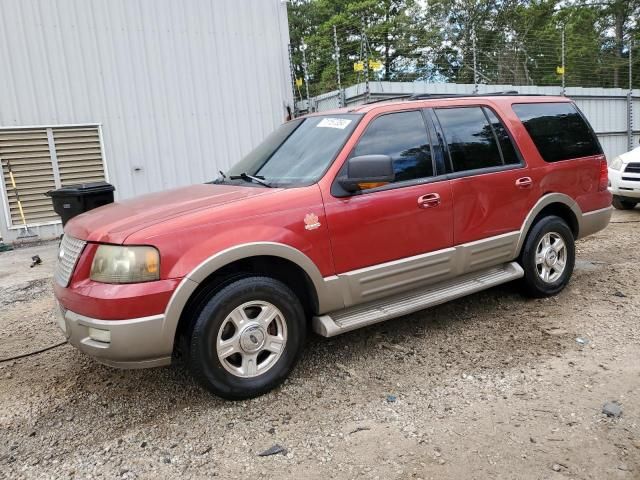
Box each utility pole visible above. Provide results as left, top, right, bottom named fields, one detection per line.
left=362, top=16, right=370, bottom=103
left=333, top=25, right=342, bottom=108
left=300, top=40, right=311, bottom=112
left=561, top=28, right=566, bottom=96
left=628, top=39, right=634, bottom=151
left=472, top=27, right=478, bottom=94
left=287, top=44, right=297, bottom=116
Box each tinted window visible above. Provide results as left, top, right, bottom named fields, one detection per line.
left=484, top=108, right=520, bottom=165
left=353, top=111, right=433, bottom=182
left=512, top=103, right=602, bottom=162
left=435, top=107, right=503, bottom=172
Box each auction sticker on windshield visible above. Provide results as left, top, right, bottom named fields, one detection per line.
left=317, top=118, right=352, bottom=129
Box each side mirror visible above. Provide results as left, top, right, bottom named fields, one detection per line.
left=338, top=155, right=395, bottom=193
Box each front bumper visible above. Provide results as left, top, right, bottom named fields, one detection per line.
left=58, top=306, right=172, bottom=369
left=608, top=168, right=640, bottom=199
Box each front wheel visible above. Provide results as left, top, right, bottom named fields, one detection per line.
left=520, top=216, right=575, bottom=298
left=612, top=196, right=637, bottom=210
left=188, top=276, right=306, bottom=400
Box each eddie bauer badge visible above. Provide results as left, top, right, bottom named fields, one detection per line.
left=304, top=213, right=321, bottom=231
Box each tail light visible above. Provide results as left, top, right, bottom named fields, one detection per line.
left=598, top=158, right=608, bottom=191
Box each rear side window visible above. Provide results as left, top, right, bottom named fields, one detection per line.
left=512, top=103, right=602, bottom=162
left=435, top=107, right=520, bottom=173
left=353, top=110, right=433, bottom=182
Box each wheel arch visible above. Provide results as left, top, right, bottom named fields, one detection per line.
left=515, top=193, right=581, bottom=257
left=162, top=243, right=342, bottom=356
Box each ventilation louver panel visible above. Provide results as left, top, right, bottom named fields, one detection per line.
left=0, top=125, right=106, bottom=228
left=0, top=129, right=58, bottom=225
left=53, top=127, right=105, bottom=186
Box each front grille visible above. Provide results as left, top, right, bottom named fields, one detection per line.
left=625, top=162, right=640, bottom=173
left=54, top=234, right=87, bottom=287
left=622, top=176, right=640, bottom=182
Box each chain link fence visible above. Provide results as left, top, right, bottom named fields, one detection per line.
left=287, top=20, right=639, bottom=156
left=288, top=21, right=639, bottom=112
left=291, top=32, right=639, bottom=104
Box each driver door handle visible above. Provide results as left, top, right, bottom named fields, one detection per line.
left=417, top=193, right=441, bottom=208
left=515, top=177, right=533, bottom=189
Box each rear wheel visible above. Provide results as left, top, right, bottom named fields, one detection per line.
left=520, top=216, right=575, bottom=298
left=612, top=196, right=637, bottom=210
left=188, top=276, right=306, bottom=400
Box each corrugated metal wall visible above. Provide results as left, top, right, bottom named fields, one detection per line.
left=314, top=82, right=640, bottom=160
left=0, top=0, right=292, bottom=241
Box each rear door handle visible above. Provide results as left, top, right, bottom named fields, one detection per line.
left=515, top=177, right=533, bottom=189
left=417, top=193, right=441, bottom=208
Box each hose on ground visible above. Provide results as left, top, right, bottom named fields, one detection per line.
left=0, top=341, right=67, bottom=364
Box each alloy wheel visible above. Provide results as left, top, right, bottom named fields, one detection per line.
left=535, top=232, right=567, bottom=283
left=216, top=301, right=287, bottom=378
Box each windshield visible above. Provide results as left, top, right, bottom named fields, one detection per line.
left=221, top=114, right=362, bottom=187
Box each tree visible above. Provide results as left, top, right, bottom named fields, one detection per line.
left=287, top=0, right=640, bottom=98
left=288, top=0, right=435, bottom=95
left=591, top=0, right=640, bottom=87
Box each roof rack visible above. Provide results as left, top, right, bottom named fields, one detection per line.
left=408, top=90, right=519, bottom=100
left=360, top=90, right=552, bottom=105
left=363, top=94, right=413, bottom=105
left=363, top=90, right=527, bottom=105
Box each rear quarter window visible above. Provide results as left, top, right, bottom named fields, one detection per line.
left=512, top=102, right=602, bottom=162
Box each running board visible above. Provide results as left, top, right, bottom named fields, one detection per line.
left=312, top=262, right=524, bottom=337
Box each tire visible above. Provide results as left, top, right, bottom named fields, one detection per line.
left=520, top=215, right=575, bottom=298
left=612, top=196, right=637, bottom=210
left=188, top=276, right=306, bottom=400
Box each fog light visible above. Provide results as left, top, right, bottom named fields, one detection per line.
left=88, top=327, right=111, bottom=344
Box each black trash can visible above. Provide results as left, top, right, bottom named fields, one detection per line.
left=46, top=182, right=116, bottom=226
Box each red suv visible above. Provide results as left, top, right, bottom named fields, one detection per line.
left=54, top=94, right=612, bottom=399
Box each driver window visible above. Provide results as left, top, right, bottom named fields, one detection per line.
left=352, top=111, right=434, bottom=183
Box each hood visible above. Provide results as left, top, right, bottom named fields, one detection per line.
left=620, top=146, right=640, bottom=164
left=65, top=183, right=279, bottom=244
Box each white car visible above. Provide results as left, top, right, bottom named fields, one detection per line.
left=608, top=146, right=640, bottom=210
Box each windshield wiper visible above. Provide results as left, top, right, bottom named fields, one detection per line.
left=229, top=172, right=272, bottom=188
left=209, top=170, right=227, bottom=184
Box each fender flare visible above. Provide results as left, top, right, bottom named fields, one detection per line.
left=159, top=242, right=343, bottom=352
left=514, top=193, right=582, bottom=257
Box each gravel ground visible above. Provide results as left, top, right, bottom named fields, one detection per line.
left=1, top=210, right=639, bottom=480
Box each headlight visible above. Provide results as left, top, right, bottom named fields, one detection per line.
left=90, top=245, right=160, bottom=283
left=609, top=156, right=623, bottom=171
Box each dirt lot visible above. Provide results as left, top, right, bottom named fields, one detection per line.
left=1, top=210, right=639, bottom=480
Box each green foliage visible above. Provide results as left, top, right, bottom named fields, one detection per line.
left=288, top=0, right=640, bottom=97
left=289, top=0, right=434, bottom=95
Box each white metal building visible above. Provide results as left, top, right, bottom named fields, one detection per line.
left=0, top=0, right=293, bottom=242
